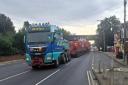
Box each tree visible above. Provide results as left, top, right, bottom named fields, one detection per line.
left=58, top=28, right=71, bottom=37
left=0, top=34, right=16, bottom=55
left=0, top=14, right=16, bottom=55
left=22, top=21, right=29, bottom=31
left=0, top=14, right=15, bottom=34
left=96, top=16, right=121, bottom=51
left=14, top=21, right=30, bottom=54
left=14, top=31, right=25, bottom=53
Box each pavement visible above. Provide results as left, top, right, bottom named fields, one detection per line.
left=0, top=59, right=24, bottom=66
left=94, top=52, right=128, bottom=85
left=104, top=52, right=127, bottom=66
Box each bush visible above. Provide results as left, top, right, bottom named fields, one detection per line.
left=0, top=34, right=16, bottom=56
left=13, top=31, right=25, bottom=54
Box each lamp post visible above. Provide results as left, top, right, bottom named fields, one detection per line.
left=123, top=0, right=127, bottom=63
left=111, top=27, right=114, bottom=68
left=103, top=30, right=106, bottom=52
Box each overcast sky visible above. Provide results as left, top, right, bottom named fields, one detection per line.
left=0, top=0, right=126, bottom=35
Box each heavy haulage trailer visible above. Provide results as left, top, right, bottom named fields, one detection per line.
left=24, top=23, right=71, bottom=69
left=64, top=36, right=91, bottom=57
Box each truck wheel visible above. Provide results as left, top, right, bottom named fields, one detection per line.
left=65, top=53, right=69, bottom=62
left=61, top=54, right=66, bottom=64
left=67, top=52, right=71, bottom=61
left=73, top=54, right=78, bottom=58
left=54, top=59, right=59, bottom=68
left=68, top=55, right=71, bottom=61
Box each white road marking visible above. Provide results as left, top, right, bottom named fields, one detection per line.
left=87, top=71, right=91, bottom=85
left=92, top=66, right=94, bottom=70
left=92, top=55, right=95, bottom=71
left=92, top=55, right=94, bottom=66
left=35, top=69, right=60, bottom=85
left=89, top=71, right=94, bottom=85
left=0, top=70, right=30, bottom=82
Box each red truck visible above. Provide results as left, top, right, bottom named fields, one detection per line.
left=84, top=40, right=91, bottom=52
left=69, top=40, right=91, bottom=57
left=69, top=40, right=81, bottom=57
left=64, top=35, right=91, bottom=58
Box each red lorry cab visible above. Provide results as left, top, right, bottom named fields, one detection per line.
left=69, top=40, right=81, bottom=57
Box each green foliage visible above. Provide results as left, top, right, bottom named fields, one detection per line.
left=0, top=14, right=27, bottom=55
left=13, top=21, right=29, bottom=54
left=0, top=14, right=15, bottom=34
left=0, top=14, right=16, bottom=55
left=58, top=28, right=71, bottom=36
left=14, top=30, right=25, bottom=53
left=22, top=21, right=29, bottom=31
left=0, top=34, right=16, bottom=55
left=96, top=16, right=121, bottom=51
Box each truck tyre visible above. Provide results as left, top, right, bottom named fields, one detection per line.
left=68, top=55, right=71, bottom=61
left=67, top=51, right=71, bottom=61
left=65, top=53, right=69, bottom=62
left=54, top=59, right=59, bottom=68
left=61, top=54, right=66, bottom=64
left=73, top=53, right=78, bottom=58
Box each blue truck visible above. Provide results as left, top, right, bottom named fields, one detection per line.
left=24, top=23, right=71, bottom=69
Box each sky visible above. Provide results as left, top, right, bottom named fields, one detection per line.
left=0, top=0, right=127, bottom=35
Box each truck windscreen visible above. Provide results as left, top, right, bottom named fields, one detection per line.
left=27, top=32, right=51, bottom=44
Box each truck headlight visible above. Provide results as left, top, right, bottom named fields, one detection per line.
left=38, top=47, right=42, bottom=52
left=26, top=57, right=30, bottom=61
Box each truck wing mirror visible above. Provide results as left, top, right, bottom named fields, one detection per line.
left=23, top=36, right=25, bottom=43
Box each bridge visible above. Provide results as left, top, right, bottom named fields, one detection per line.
left=64, top=35, right=97, bottom=41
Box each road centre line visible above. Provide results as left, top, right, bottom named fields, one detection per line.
left=87, top=71, right=91, bottom=85
left=89, top=71, right=94, bottom=85
left=0, top=70, right=30, bottom=82
left=92, top=55, right=94, bottom=66
left=35, top=69, right=60, bottom=85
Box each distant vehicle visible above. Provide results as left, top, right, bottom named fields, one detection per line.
left=83, top=40, right=91, bottom=52
left=64, top=36, right=91, bottom=57
left=69, top=40, right=90, bottom=57
left=69, top=40, right=81, bottom=57
left=24, top=23, right=71, bottom=69
left=91, top=46, right=98, bottom=52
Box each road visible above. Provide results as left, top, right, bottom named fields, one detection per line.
left=0, top=52, right=113, bottom=85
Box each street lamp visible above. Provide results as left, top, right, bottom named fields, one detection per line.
left=123, top=0, right=127, bottom=63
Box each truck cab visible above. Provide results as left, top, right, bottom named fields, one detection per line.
left=25, top=23, right=70, bottom=69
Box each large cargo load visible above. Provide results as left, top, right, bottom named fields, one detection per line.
left=64, top=35, right=91, bottom=57
left=69, top=40, right=81, bottom=57
left=24, top=23, right=71, bottom=69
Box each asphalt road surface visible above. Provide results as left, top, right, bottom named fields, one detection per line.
left=0, top=52, right=113, bottom=85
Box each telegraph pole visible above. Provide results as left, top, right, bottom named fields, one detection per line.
left=103, top=32, right=106, bottom=52
left=123, top=0, right=127, bottom=63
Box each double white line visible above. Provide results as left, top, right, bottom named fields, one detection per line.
left=87, top=71, right=95, bottom=85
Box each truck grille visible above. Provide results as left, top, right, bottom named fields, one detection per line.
left=32, top=56, right=44, bottom=65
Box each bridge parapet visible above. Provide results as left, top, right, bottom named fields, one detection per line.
left=64, top=35, right=96, bottom=41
